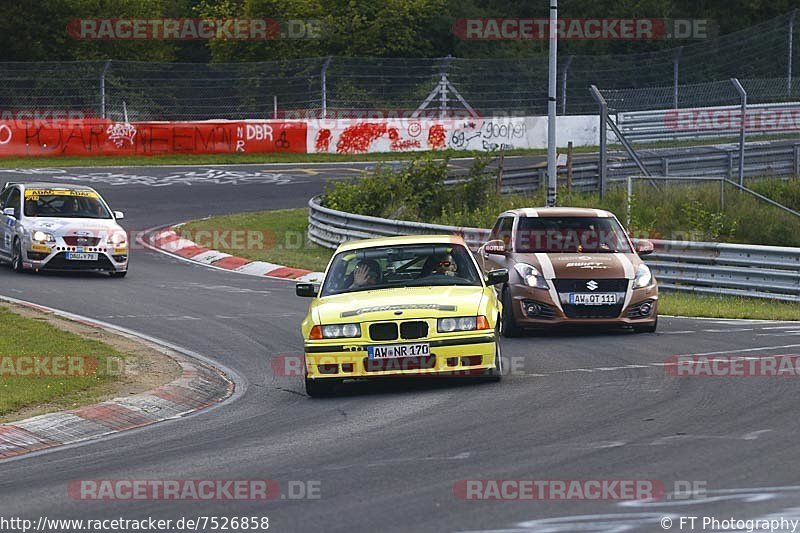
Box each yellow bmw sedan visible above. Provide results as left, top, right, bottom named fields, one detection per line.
left=296, top=235, right=509, bottom=396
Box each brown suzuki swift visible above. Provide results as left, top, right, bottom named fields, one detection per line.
left=480, top=207, right=658, bottom=337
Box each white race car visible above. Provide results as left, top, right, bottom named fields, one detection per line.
left=0, top=182, right=129, bottom=277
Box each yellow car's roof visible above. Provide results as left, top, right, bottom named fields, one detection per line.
left=335, top=234, right=467, bottom=253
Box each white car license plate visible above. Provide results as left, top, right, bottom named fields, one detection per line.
left=368, top=343, right=430, bottom=360
left=66, top=252, right=98, bottom=261
left=570, top=293, right=617, bottom=305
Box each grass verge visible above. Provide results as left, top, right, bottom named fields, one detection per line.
left=658, top=292, right=800, bottom=321
left=179, top=208, right=799, bottom=321
left=179, top=208, right=333, bottom=272
left=0, top=303, right=180, bottom=421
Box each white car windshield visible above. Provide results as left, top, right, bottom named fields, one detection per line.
left=321, top=243, right=482, bottom=296
left=24, top=194, right=112, bottom=219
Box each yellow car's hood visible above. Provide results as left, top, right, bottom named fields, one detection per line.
left=313, top=286, right=485, bottom=324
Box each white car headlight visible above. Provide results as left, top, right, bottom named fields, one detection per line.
left=321, top=323, right=361, bottom=339
left=32, top=231, right=54, bottom=243
left=633, top=264, right=653, bottom=288
left=514, top=263, right=549, bottom=289
left=107, top=232, right=127, bottom=245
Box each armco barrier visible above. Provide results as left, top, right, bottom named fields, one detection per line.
left=490, top=141, right=800, bottom=193
left=618, top=102, right=800, bottom=143
left=308, top=195, right=800, bottom=302
left=307, top=195, right=489, bottom=250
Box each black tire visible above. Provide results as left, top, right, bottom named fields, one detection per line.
left=111, top=271, right=128, bottom=278
left=634, top=315, right=658, bottom=333
left=482, top=333, right=503, bottom=382
left=11, top=239, right=23, bottom=273
left=305, top=377, right=338, bottom=397
left=501, top=287, right=523, bottom=338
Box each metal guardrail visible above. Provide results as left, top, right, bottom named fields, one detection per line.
left=617, top=102, right=800, bottom=143
left=489, top=141, right=800, bottom=193
left=307, top=196, right=490, bottom=250
left=308, top=195, right=800, bottom=302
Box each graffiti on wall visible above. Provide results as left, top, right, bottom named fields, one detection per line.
left=0, top=120, right=307, bottom=157
left=309, top=118, right=530, bottom=154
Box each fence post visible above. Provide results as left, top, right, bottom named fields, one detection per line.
left=100, top=60, right=111, bottom=119
left=589, top=85, right=608, bottom=199
left=731, top=78, right=747, bottom=186
left=794, top=144, right=800, bottom=178
left=727, top=152, right=735, bottom=180
left=673, top=47, right=683, bottom=109
left=321, top=56, right=332, bottom=118
left=790, top=10, right=797, bottom=95
left=561, top=55, right=573, bottom=115
left=626, top=175, right=633, bottom=228
left=566, top=141, right=573, bottom=192
left=439, top=55, right=454, bottom=119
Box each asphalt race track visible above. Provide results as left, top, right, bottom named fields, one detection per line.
left=1, top=162, right=800, bottom=532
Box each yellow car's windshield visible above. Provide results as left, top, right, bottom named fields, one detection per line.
left=321, top=243, right=482, bottom=296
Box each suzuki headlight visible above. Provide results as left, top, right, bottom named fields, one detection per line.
left=514, top=263, right=549, bottom=289
left=321, top=323, right=361, bottom=339
left=32, top=231, right=55, bottom=243
left=633, top=264, right=653, bottom=288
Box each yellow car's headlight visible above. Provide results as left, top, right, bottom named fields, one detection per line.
left=437, top=316, right=490, bottom=333
left=311, top=323, right=362, bottom=339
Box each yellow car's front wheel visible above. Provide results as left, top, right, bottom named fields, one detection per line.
left=305, top=372, right=340, bottom=397
left=482, top=336, right=503, bottom=382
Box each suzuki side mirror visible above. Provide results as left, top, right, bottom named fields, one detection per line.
left=635, top=239, right=654, bottom=256
left=483, top=239, right=507, bottom=256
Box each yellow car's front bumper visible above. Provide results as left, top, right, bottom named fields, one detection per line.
left=304, top=333, right=498, bottom=379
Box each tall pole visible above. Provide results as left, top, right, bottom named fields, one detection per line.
left=731, top=78, right=747, bottom=186
left=100, top=60, right=111, bottom=119
left=789, top=11, right=796, bottom=95
left=561, top=55, right=573, bottom=115
left=546, top=0, right=558, bottom=207
left=673, top=47, right=682, bottom=109
left=321, top=56, right=332, bottom=118
left=590, top=85, right=608, bottom=200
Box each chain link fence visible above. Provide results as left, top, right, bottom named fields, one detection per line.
left=0, top=11, right=797, bottom=120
